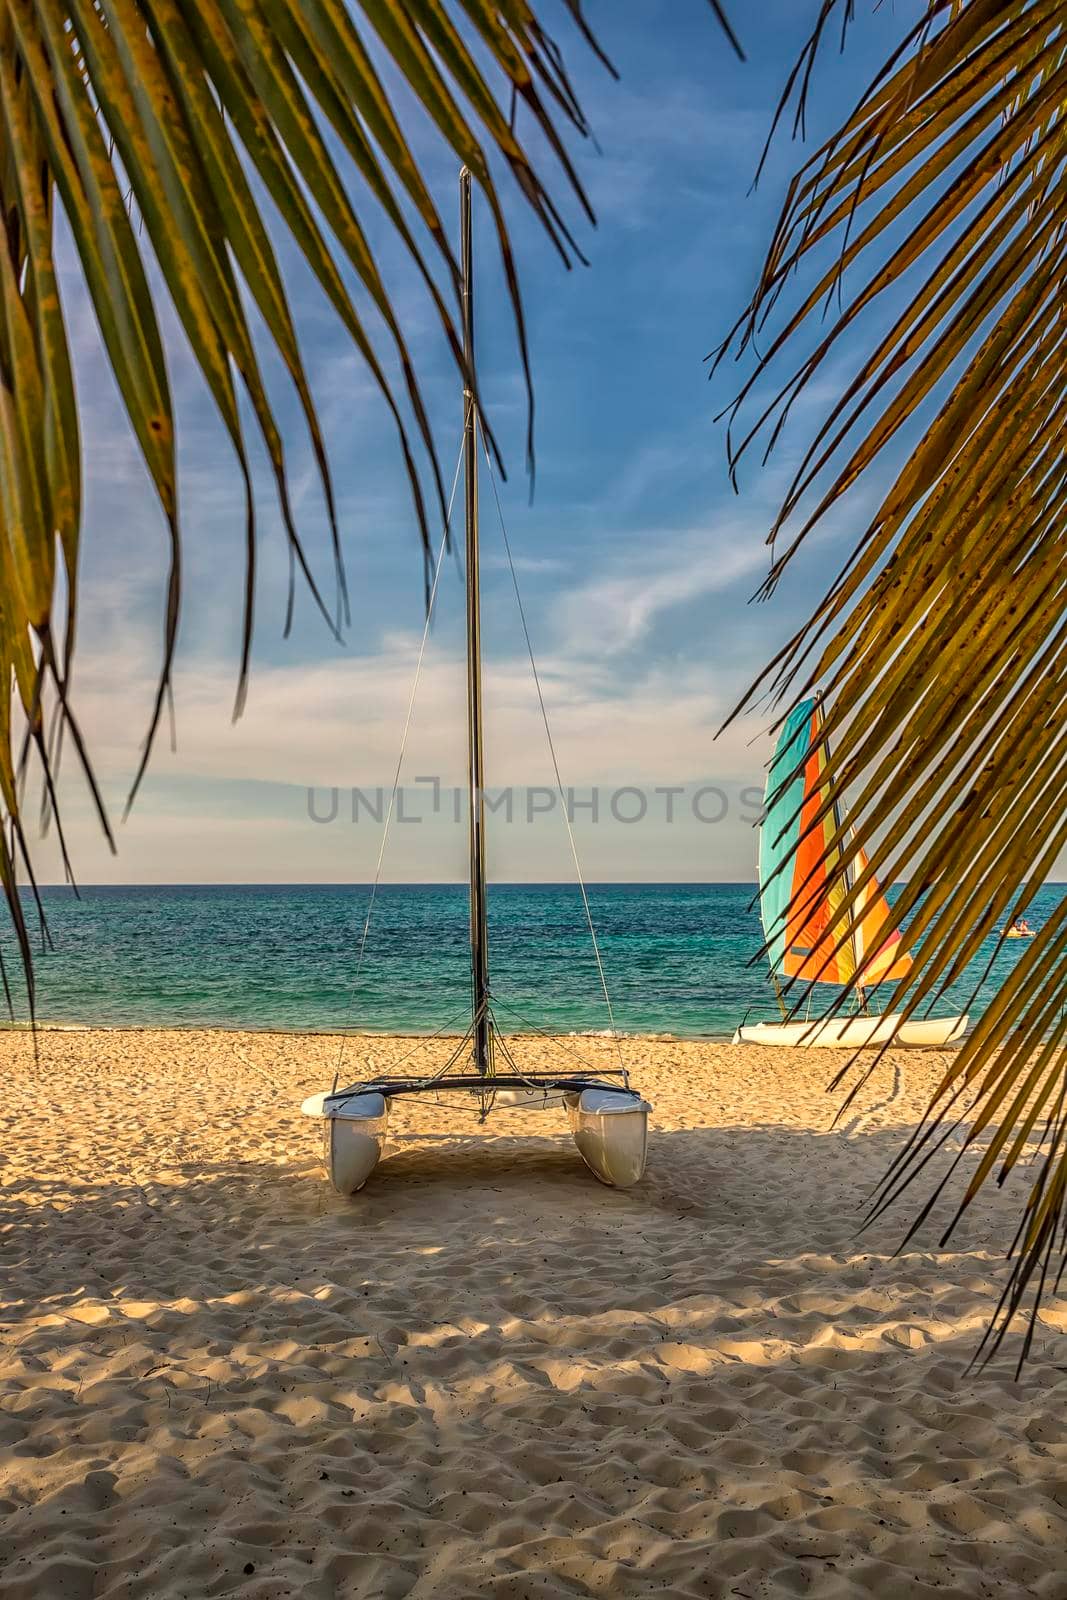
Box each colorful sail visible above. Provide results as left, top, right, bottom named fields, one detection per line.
left=849, top=837, right=912, bottom=985
left=758, top=699, right=912, bottom=987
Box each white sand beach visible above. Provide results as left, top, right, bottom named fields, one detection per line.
left=1, top=1029, right=1064, bottom=1598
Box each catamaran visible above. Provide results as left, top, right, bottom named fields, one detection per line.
left=302, top=172, right=651, bottom=1192
left=734, top=696, right=968, bottom=1048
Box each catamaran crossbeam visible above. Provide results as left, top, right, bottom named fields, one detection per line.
left=303, top=1073, right=652, bottom=1194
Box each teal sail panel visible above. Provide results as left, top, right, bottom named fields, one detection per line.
left=758, top=699, right=817, bottom=975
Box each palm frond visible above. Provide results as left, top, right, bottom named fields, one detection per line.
left=722, top=0, right=1067, bottom=1364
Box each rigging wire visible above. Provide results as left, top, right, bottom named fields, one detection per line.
left=490, top=994, right=627, bottom=1075
left=332, top=439, right=466, bottom=1092
left=330, top=427, right=626, bottom=1090
left=479, top=437, right=625, bottom=1071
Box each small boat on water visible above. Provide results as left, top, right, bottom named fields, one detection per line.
left=302, top=173, right=651, bottom=1192
left=734, top=696, right=968, bottom=1049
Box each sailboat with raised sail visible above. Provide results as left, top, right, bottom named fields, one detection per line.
left=301, top=171, right=651, bottom=1192
left=734, top=696, right=968, bottom=1048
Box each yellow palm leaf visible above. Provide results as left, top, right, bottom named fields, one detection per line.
left=722, top=0, right=1067, bottom=1366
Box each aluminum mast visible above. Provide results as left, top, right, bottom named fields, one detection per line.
left=460, top=169, right=492, bottom=1075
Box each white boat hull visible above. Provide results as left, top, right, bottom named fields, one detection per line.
left=302, top=1082, right=651, bottom=1191
left=896, top=1014, right=968, bottom=1046
left=732, top=1013, right=968, bottom=1048
left=566, top=1088, right=651, bottom=1187
left=302, top=1090, right=389, bottom=1195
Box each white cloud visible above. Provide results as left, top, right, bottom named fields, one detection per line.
left=54, top=619, right=763, bottom=793
left=558, top=521, right=770, bottom=656
left=24, top=575, right=770, bottom=886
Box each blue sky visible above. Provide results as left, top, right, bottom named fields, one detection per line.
left=41, top=2, right=910, bottom=885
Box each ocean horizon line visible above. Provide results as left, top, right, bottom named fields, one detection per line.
left=28, top=879, right=762, bottom=890
left=25, top=878, right=1067, bottom=891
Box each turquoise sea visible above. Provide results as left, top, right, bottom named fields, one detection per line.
left=4, top=882, right=1064, bottom=1039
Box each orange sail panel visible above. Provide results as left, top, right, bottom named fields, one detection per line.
left=759, top=700, right=911, bottom=988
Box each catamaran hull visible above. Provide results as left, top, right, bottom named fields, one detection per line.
left=897, top=1014, right=968, bottom=1046
left=732, top=1013, right=968, bottom=1048
left=566, top=1088, right=651, bottom=1187
left=302, top=1091, right=389, bottom=1195
left=304, top=1083, right=652, bottom=1191
left=733, top=1015, right=901, bottom=1048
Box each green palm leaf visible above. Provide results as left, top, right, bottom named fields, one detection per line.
left=721, top=0, right=1067, bottom=1364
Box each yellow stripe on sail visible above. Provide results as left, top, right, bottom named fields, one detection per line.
left=852, top=842, right=912, bottom=986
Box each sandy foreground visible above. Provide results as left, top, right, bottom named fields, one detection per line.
left=0, top=1029, right=1064, bottom=1600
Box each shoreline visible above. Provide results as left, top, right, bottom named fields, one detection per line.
left=0, top=1018, right=973, bottom=1050
left=0, top=1018, right=726, bottom=1043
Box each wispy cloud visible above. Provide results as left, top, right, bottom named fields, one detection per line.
left=28, top=612, right=769, bottom=885
left=481, top=551, right=568, bottom=576
left=559, top=521, right=769, bottom=656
